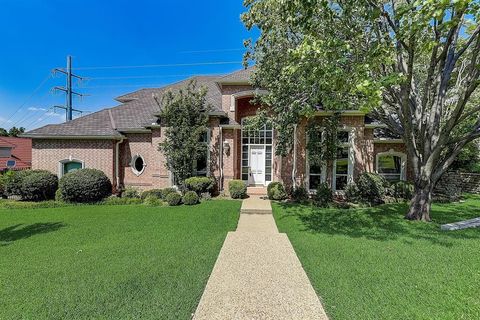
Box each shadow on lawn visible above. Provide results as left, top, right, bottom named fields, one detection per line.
left=277, top=201, right=480, bottom=247
left=0, top=222, right=65, bottom=246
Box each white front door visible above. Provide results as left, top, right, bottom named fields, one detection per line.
left=249, top=146, right=265, bottom=185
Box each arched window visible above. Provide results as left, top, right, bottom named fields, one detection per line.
left=131, top=155, right=146, bottom=176
left=59, top=159, right=84, bottom=176
left=376, top=151, right=407, bottom=182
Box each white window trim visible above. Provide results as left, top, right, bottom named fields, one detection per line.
left=306, top=127, right=355, bottom=192
left=59, top=158, right=84, bottom=177
left=131, top=154, right=146, bottom=176
left=306, top=128, right=327, bottom=192
left=375, top=150, right=407, bottom=181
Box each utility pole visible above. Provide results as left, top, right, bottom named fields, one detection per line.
left=53, top=55, right=85, bottom=121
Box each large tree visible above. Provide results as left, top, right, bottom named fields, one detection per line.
left=158, top=81, right=211, bottom=189
left=243, top=0, right=480, bottom=221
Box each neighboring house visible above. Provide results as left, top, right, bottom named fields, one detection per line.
left=0, top=137, right=32, bottom=172
left=23, top=68, right=412, bottom=193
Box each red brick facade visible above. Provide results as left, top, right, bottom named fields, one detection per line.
left=31, top=83, right=412, bottom=192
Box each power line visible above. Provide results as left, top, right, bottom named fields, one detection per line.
left=71, top=60, right=243, bottom=71
left=179, top=48, right=245, bottom=54
left=0, top=73, right=52, bottom=127
left=85, top=72, right=226, bottom=81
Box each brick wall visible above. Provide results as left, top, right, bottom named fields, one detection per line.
left=436, top=171, right=480, bottom=196
left=32, top=139, right=115, bottom=181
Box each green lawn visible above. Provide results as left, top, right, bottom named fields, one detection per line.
left=0, top=201, right=241, bottom=320
left=273, top=195, right=480, bottom=320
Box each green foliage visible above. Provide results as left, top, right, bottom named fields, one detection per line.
left=0, top=126, right=25, bottom=137
left=290, top=186, right=309, bottom=202
left=345, top=183, right=362, bottom=203
left=357, top=173, right=387, bottom=205
left=200, top=192, right=212, bottom=201
left=160, top=188, right=178, bottom=200
left=0, top=175, right=5, bottom=198
left=20, top=170, right=58, bottom=202
left=183, top=191, right=199, bottom=205
left=165, top=192, right=182, bottom=206
left=122, top=187, right=140, bottom=199
left=313, top=183, right=333, bottom=207
left=159, top=80, right=211, bottom=189
left=267, top=182, right=287, bottom=200
left=55, top=189, right=64, bottom=202
left=451, top=141, right=480, bottom=172
left=140, top=189, right=164, bottom=200
left=184, top=176, right=215, bottom=195
left=103, top=196, right=143, bottom=206
left=306, top=114, right=341, bottom=166
left=391, top=181, right=414, bottom=201
left=59, top=169, right=112, bottom=203
left=143, top=195, right=163, bottom=206
left=228, top=180, right=247, bottom=199
left=3, top=170, right=31, bottom=196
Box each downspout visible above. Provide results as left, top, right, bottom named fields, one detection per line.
left=219, top=125, right=224, bottom=192
left=115, top=138, right=124, bottom=193
left=292, top=124, right=297, bottom=188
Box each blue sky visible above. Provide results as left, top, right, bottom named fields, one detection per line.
left=0, top=0, right=256, bottom=130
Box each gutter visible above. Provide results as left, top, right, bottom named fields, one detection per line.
left=219, top=125, right=224, bottom=192
left=20, top=134, right=125, bottom=140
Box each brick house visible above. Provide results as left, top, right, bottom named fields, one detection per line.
left=0, top=137, right=32, bottom=172
left=23, top=68, right=411, bottom=193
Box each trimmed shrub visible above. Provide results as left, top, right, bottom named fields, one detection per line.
left=314, top=183, right=333, bottom=207
left=345, top=183, right=361, bottom=203
left=267, top=182, right=288, bottom=200
left=55, top=189, right=64, bottom=202
left=59, top=168, right=112, bottom=203
left=143, top=195, right=163, bottom=206
left=391, top=181, right=414, bottom=201
left=0, top=175, right=5, bottom=198
left=141, top=189, right=163, bottom=200
left=166, top=192, right=182, bottom=206
left=161, top=188, right=178, bottom=200
left=200, top=192, right=212, bottom=201
left=103, top=196, right=143, bottom=206
left=290, top=186, right=309, bottom=202
left=183, top=191, right=199, bottom=205
left=184, top=176, right=215, bottom=195
left=20, top=170, right=58, bottom=202
left=4, top=170, right=31, bottom=196
left=229, top=180, right=247, bottom=199
left=122, top=187, right=140, bottom=199
left=357, top=172, right=387, bottom=205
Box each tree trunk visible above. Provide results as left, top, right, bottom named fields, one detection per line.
left=405, top=185, right=433, bottom=222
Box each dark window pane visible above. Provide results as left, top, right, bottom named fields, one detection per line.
left=243, top=138, right=249, bottom=144
left=64, top=162, right=82, bottom=174
left=337, top=131, right=349, bottom=143
left=242, top=174, right=249, bottom=181
left=310, top=175, right=321, bottom=190
left=309, top=163, right=322, bottom=174
left=378, top=155, right=401, bottom=174
left=265, top=175, right=272, bottom=181
left=134, top=157, right=144, bottom=172
left=336, top=176, right=348, bottom=190
left=242, top=160, right=248, bottom=167
left=196, top=153, right=207, bottom=174
left=337, top=148, right=349, bottom=159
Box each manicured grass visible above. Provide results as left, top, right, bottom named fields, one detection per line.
left=0, top=201, right=241, bottom=320
left=273, top=195, right=480, bottom=320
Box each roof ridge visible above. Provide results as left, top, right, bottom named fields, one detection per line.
left=108, top=108, right=117, bottom=130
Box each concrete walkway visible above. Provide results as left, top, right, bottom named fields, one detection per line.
left=193, top=196, right=328, bottom=320
left=441, top=217, right=480, bottom=231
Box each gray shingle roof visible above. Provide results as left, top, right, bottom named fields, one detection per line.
left=24, top=74, right=235, bottom=138
left=217, top=67, right=254, bottom=84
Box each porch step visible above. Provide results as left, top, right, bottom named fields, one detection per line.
left=241, top=195, right=272, bottom=215
left=247, top=186, right=268, bottom=196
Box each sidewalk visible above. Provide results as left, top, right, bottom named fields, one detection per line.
left=193, top=196, right=328, bottom=320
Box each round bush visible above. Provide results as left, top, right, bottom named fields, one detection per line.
left=183, top=191, right=199, bottom=205
left=143, top=195, right=163, bottom=206
left=314, top=183, right=333, bottom=207
left=357, top=172, right=387, bottom=204
left=4, top=170, right=32, bottom=196
left=59, top=168, right=112, bottom=203
left=267, top=182, right=287, bottom=200
left=20, top=170, right=58, bottom=201
left=165, top=192, right=182, bottom=206
left=290, top=186, right=309, bottom=202
left=184, top=176, right=215, bottom=195
left=161, top=188, right=178, bottom=200
left=122, top=187, right=140, bottom=199
left=345, top=183, right=361, bottom=203
left=229, top=180, right=247, bottom=199
left=141, top=189, right=163, bottom=200
left=55, top=188, right=64, bottom=202
left=392, top=181, right=414, bottom=201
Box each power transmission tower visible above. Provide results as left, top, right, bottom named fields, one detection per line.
left=53, top=55, right=85, bottom=121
